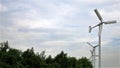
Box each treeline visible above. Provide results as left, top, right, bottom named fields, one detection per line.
left=0, top=41, right=92, bottom=68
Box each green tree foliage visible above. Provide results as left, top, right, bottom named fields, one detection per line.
left=0, top=41, right=9, bottom=52
left=77, top=57, right=93, bottom=68
left=0, top=41, right=22, bottom=68
left=0, top=41, right=93, bottom=68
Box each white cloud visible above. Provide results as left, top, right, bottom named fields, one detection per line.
left=13, top=18, right=55, bottom=29
left=72, top=0, right=119, bottom=6
left=0, top=3, right=8, bottom=12
left=77, top=0, right=108, bottom=4
left=8, top=1, right=77, bottom=29
left=101, top=9, right=120, bottom=21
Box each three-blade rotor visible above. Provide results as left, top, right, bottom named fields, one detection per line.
left=89, top=9, right=116, bottom=33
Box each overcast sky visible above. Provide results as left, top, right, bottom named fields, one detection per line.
left=0, top=0, right=120, bottom=68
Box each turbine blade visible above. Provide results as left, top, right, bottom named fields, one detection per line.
left=87, top=42, right=94, bottom=47
left=104, top=20, right=116, bottom=24
left=92, top=22, right=103, bottom=28
left=94, top=9, right=103, bottom=21
left=94, top=45, right=99, bottom=48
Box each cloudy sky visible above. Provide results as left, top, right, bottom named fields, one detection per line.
left=0, top=0, right=120, bottom=68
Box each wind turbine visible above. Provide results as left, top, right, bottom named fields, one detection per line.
left=87, top=42, right=99, bottom=68
left=89, top=9, right=116, bottom=68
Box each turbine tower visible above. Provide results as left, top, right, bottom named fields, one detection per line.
left=89, top=9, right=116, bottom=68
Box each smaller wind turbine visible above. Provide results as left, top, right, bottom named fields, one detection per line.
left=87, top=42, right=99, bottom=68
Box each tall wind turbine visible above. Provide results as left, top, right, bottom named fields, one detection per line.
left=89, top=9, right=116, bottom=68
left=87, top=42, right=99, bottom=68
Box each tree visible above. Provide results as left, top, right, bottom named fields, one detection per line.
left=22, top=47, right=41, bottom=68
left=0, top=41, right=23, bottom=68
left=0, top=41, right=93, bottom=68
left=77, top=57, right=93, bottom=68
left=0, top=41, right=9, bottom=52
left=67, top=57, right=77, bottom=68
left=54, top=51, right=69, bottom=68
left=22, top=48, right=47, bottom=68
left=7, top=48, right=22, bottom=68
